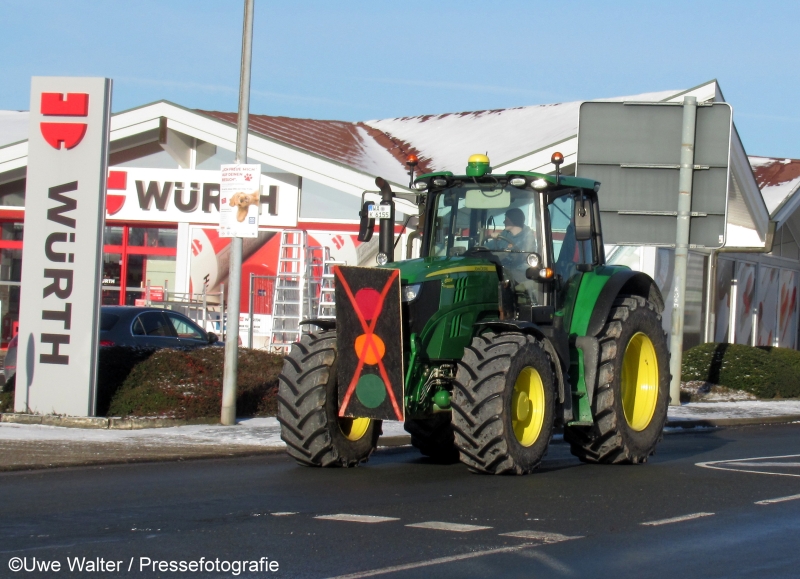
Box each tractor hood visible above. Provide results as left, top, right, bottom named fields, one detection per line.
left=391, top=256, right=499, bottom=285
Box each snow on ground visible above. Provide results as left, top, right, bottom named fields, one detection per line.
left=1, top=402, right=799, bottom=449
left=668, top=400, right=800, bottom=420
left=0, top=417, right=410, bottom=448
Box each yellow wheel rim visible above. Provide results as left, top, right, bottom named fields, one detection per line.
left=512, top=367, right=546, bottom=447
left=621, top=332, right=659, bottom=431
left=339, top=417, right=371, bottom=441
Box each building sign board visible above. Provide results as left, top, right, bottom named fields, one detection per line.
left=103, top=167, right=298, bottom=228
left=16, top=77, right=112, bottom=416
left=219, top=164, right=261, bottom=237
left=576, top=101, right=732, bottom=248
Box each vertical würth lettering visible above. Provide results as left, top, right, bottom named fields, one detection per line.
left=41, top=180, right=79, bottom=365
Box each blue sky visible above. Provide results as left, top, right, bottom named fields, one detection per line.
left=2, top=0, right=799, bottom=158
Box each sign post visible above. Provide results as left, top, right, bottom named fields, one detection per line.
left=16, top=77, right=112, bottom=416
left=220, top=0, right=255, bottom=426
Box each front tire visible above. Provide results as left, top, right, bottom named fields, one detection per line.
left=277, top=330, right=381, bottom=467
left=564, top=295, right=670, bottom=464
left=452, top=331, right=555, bottom=475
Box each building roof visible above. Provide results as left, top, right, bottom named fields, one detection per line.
left=0, top=111, right=29, bottom=148
left=748, top=156, right=800, bottom=216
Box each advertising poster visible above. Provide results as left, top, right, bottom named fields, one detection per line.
left=756, top=266, right=779, bottom=347
left=778, top=269, right=798, bottom=349
left=219, top=164, right=261, bottom=238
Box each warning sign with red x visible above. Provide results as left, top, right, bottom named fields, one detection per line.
left=334, top=265, right=404, bottom=421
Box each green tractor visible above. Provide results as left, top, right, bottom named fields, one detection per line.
left=277, top=152, right=670, bottom=474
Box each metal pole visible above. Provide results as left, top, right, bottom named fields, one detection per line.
left=668, top=96, right=697, bottom=407
left=248, top=272, right=254, bottom=349
left=221, top=0, right=255, bottom=426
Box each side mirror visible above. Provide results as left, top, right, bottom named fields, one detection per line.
left=358, top=201, right=375, bottom=242
left=574, top=195, right=593, bottom=241
left=207, top=331, right=219, bottom=344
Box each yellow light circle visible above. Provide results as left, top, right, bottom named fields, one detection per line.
left=354, top=334, right=386, bottom=365
left=468, top=153, right=490, bottom=164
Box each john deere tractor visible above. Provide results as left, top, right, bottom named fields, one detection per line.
left=278, top=153, right=670, bottom=474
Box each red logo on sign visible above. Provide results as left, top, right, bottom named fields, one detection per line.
left=106, top=170, right=127, bottom=215
left=40, top=92, right=89, bottom=150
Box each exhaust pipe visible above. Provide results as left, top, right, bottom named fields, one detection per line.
left=375, top=177, right=395, bottom=264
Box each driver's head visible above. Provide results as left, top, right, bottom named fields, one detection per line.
left=504, top=208, right=525, bottom=228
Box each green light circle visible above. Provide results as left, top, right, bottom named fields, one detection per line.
left=356, top=374, right=386, bottom=409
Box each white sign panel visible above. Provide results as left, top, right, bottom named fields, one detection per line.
left=219, top=164, right=261, bottom=238
left=104, top=167, right=298, bottom=227
left=16, top=77, right=112, bottom=416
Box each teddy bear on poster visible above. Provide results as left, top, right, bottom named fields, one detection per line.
left=228, top=191, right=260, bottom=222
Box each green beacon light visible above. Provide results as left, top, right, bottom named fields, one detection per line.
left=466, top=153, right=491, bottom=177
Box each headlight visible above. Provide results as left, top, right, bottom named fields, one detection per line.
left=432, top=178, right=448, bottom=187
left=376, top=252, right=389, bottom=266
left=526, top=253, right=540, bottom=268
left=509, top=177, right=527, bottom=187
left=532, top=178, right=549, bottom=190
left=402, top=283, right=422, bottom=303
left=414, top=181, right=428, bottom=191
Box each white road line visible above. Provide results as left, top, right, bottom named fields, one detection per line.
left=324, top=543, right=538, bottom=579
left=641, top=512, right=715, bottom=526
left=315, top=514, right=400, bottom=524
left=697, top=454, right=800, bottom=479
left=755, top=493, right=800, bottom=505
left=270, top=512, right=297, bottom=517
left=500, top=530, right=584, bottom=543
left=732, top=461, right=800, bottom=467
left=406, top=521, right=492, bottom=532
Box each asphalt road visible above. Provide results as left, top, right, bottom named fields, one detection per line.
left=2, top=424, right=800, bottom=578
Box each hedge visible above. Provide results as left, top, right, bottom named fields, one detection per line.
left=682, top=342, right=800, bottom=399
left=108, top=347, right=283, bottom=419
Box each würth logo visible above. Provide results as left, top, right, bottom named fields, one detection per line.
left=40, top=92, right=89, bottom=150
left=106, top=171, right=127, bottom=215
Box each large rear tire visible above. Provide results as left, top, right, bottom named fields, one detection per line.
left=404, top=414, right=459, bottom=463
left=277, top=330, right=381, bottom=467
left=452, top=331, right=555, bottom=475
left=564, top=295, right=670, bottom=464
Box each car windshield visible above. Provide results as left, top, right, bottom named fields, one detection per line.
left=428, top=182, right=543, bottom=304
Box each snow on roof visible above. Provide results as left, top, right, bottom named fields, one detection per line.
left=200, top=90, right=679, bottom=183
left=0, top=111, right=29, bottom=147
left=364, top=90, right=677, bottom=174
left=748, top=156, right=800, bottom=215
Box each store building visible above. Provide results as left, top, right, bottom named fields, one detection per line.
left=0, top=79, right=797, bottom=349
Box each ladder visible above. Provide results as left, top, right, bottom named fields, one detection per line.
left=317, top=247, right=343, bottom=319
left=268, top=230, right=307, bottom=351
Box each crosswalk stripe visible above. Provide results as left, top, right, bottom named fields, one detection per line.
left=500, top=530, right=583, bottom=543
left=315, top=514, right=400, bottom=523
left=406, top=521, right=492, bottom=532
left=641, top=512, right=714, bottom=526
left=755, top=493, right=800, bottom=505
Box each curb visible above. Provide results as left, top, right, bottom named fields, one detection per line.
left=665, top=414, right=800, bottom=429
left=0, top=413, right=218, bottom=430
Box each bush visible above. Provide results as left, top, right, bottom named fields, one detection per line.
left=108, top=347, right=283, bottom=419
left=682, top=342, right=800, bottom=399
left=96, top=346, right=157, bottom=415
left=0, top=389, right=12, bottom=413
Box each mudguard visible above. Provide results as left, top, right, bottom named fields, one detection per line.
left=585, top=270, right=664, bottom=338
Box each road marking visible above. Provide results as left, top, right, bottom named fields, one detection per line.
left=406, top=521, right=492, bottom=532
left=697, top=454, right=800, bottom=479
left=324, top=543, right=538, bottom=579
left=755, top=493, right=800, bottom=505
left=500, top=530, right=584, bottom=543
left=641, top=512, right=714, bottom=526
left=270, top=512, right=297, bottom=517
left=315, top=514, right=400, bottom=524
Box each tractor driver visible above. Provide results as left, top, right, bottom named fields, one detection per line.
left=485, top=207, right=536, bottom=253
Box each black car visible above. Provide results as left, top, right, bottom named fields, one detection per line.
left=99, top=306, right=221, bottom=349
left=3, top=307, right=221, bottom=389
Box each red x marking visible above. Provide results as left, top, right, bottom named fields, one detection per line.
left=335, top=267, right=402, bottom=420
